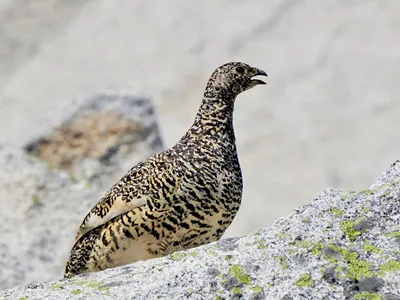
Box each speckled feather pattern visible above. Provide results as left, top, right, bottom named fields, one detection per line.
left=64, top=62, right=267, bottom=278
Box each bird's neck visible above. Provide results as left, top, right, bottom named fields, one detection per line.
left=181, top=96, right=237, bottom=144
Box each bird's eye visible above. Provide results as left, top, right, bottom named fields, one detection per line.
left=235, top=66, right=245, bottom=74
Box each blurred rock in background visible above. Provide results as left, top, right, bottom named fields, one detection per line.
left=0, top=93, right=163, bottom=289
left=1, top=0, right=400, bottom=289
left=25, top=93, right=164, bottom=189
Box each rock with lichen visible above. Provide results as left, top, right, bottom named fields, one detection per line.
left=2, top=161, right=400, bottom=299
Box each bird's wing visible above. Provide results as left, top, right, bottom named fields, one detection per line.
left=73, top=153, right=180, bottom=244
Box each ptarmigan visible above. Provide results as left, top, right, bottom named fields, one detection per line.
left=64, top=62, right=267, bottom=278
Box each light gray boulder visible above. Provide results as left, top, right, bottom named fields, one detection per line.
left=2, top=161, right=399, bottom=299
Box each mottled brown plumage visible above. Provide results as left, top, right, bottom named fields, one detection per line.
left=64, top=62, right=267, bottom=278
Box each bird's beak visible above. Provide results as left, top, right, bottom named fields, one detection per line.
left=245, top=68, right=268, bottom=91
left=250, top=68, right=268, bottom=85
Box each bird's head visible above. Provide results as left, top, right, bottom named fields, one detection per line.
left=205, top=62, right=268, bottom=98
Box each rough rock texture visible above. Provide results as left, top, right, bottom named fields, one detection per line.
left=1, top=0, right=400, bottom=238
left=0, top=145, right=97, bottom=290
left=2, top=161, right=400, bottom=299
left=24, top=93, right=164, bottom=188
left=0, top=94, right=164, bottom=290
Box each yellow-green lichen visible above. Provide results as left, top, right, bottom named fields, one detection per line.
left=105, top=291, right=111, bottom=296
left=256, top=239, right=268, bottom=249
left=379, top=260, right=400, bottom=274
left=155, top=261, right=165, bottom=267
left=230, top=265, right=252, bottom=284
left=362, top=207, right=370, bottom=213
left=385, top=231, right=400, bottom=238
left=208, top=250, right=217, bottom=256
left=279, top=232, right=292, bottom=240
left=251, top=285, right=264, bottom=293
left=232, top=287, right=242, bottom=294
left=274, top=256, right=289, bottom=270
left=224, top=255, right=233, bottom=261
left=311, top=242, right=324, bottom=255
left=341, top=220, right=362, bottom=242
left=72, top=279, right=108, bottom=292
left=330, top=208, right=344, bottom=217
left=51, top=283, right=65, bottom=289
left=18, top=297, right=28, bottom=300
left=254, top=230, right=262, bottom=236
left=215, top=297, right=223, bottom=300
left=389, top=179, right=400, bottom=187
left=280, top=257, right=289, bottom=270
left=302, top=217, right=310, bottom=223
left=72, top=289, right=82, bottom=295
left=32, top=195, right=39, bottom=205
left=294, top=274, right=314, bottom=287
left=74, top=280, right=89, bottom=286
left=359, top=189, right=374, bottom=196
left=363, top=243, right=383, bottom=254
left=342, top=250, right=371, bottom=280
left=297, top=240, right=312, bottom=248
left=88, top=281, right=102, bottom=288
left=170, top=252, right=186, bottom=261
left=327, top=245, right=372, bottom=281
left=245, top=242, right=251, bottom=246
left=340, top=190, right=358, bottom=200
left=354, top=292, right=382, bottom=300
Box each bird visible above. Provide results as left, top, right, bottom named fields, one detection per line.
left=64, top=62, right=267, bottom=278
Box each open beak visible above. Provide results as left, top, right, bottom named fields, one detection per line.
left=251, top=68, right=268, bottom=85
left=246, top=68, right=268, bottom=90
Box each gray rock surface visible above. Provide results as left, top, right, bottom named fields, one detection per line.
left=2, top=161, right=399, bottom=299
left=1, top=0, right=400, bottom=239
left=0, top=145, right=97, bottom=289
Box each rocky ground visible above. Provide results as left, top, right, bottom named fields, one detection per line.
left=2, top=160, right=399, bottom=299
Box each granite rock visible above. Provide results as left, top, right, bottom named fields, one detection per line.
left=2, top=161, right=399, bottom=299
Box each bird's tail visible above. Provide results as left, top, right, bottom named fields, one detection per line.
left=63, top=226, right=102, bottom=278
